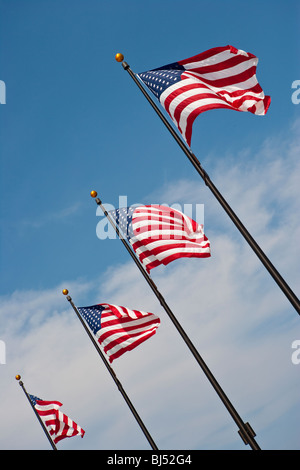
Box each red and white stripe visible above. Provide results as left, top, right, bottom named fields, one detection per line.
left=160, top=45, right=270, bottom=146
left=97, top=304, right=160, bottom=363
left=130, top=205, right=211, bottom=272
left=35, top=400, right=85, bottom=444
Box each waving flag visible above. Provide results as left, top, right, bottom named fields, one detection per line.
left=29, top=394, right=85, bottom=444
left=110, top=204, right=211, bottom=272
left=77, top=303, right=160, bottom=363
left=138, top=45, right=271, bottom=146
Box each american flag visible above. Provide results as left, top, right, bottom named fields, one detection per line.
left=77, top=303, right=160, bottom=363
left=29, top=394, right=85, bottom=444
left=109, top=204, right=211, bottom=272
left=138, top=45, right=271, bottom=146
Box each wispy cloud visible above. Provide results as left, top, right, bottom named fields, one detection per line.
left=0, top=121, right=299, bottom=450
left=18, top=201, right=83, bottom=230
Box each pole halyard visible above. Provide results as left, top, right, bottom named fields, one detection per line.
left=62, top=290, right=158, bottom=451
left=15, top=375, right=57, bottom=450
left=116, top=55, right=300, bottom=317
left=91, top=191, right=261, bottom=450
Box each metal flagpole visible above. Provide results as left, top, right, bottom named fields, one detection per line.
left=90, top=191, right=261, bottom=451
left=15, top=375, right=58, bottom=450
left=62, top=289, right=158, bottom=450
left=115, top=53, right=300, bottom=317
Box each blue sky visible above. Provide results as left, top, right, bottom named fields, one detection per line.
left=0, top=0, right=299, bottom=451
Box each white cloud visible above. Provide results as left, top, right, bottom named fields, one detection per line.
left=0, top=121, right=299, bottom=450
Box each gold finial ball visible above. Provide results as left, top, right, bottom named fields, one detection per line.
left=15, top=375, right=21, bottom=381
left=90, top=190, right=98, bottom=198
left=115, top=53, right=124, bottom=62
left=62, top=289, right=69, bottom=296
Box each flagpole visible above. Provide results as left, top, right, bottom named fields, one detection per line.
left=91, top=191, right=261, bottom=451
left=115, top=54, right=300, bottom=317
left=62, top=289, right=158, bottom=450
left=15, top=375, right=58, bottom=450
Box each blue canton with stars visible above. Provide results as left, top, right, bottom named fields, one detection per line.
left=77, top=305, right=105, bottom=335
left=109, top=206, right=136, bottom=241
left=29, top=394, right=42, bottom=406
left=138, top=61, right=184, bottom=100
